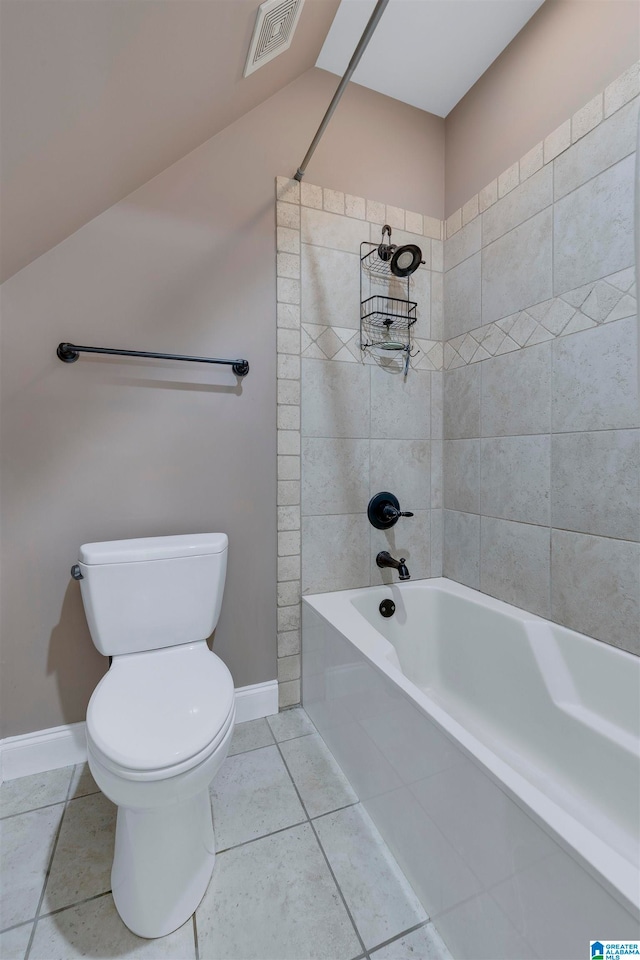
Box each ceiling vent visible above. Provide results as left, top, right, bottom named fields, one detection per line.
left=243, top=0, right=306, bottom=77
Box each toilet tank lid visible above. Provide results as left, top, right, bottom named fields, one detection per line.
left=79, top=533, right=228, bottom=565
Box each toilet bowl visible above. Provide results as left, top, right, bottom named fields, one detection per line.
left=77, top=533, right=235, bottom=938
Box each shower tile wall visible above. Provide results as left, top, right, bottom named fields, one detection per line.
left=275, top=179, right=443, bottom=706
left=442, top=71, right=639, bottom=654
left=276, top=62, right=640, bottom=707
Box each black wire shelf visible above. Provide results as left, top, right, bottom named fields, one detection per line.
left=360, top=295, right=417, bottom=330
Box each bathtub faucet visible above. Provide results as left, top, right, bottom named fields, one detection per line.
left=376, top=551, right=410, bottom=581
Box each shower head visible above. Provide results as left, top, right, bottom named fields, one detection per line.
left=390, top=243, right=424, bottom=278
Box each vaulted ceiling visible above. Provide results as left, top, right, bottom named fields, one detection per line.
left=0, top=0, right=340, bottom=282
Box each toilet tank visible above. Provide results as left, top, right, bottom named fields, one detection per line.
left=78, top=533, right=228, bottom=656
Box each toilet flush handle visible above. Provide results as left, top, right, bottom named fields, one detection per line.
left=70, top=564, right=83, bottom=580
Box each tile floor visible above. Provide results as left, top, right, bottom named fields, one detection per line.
left=0, top=708, right=452, bottom=960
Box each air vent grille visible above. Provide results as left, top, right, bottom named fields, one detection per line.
left=244, top=0, right=305, bottom=77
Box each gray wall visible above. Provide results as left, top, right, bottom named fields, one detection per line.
left=0, top=69, right=445, bottom=739
left=442, top=94, right=639, bottom=654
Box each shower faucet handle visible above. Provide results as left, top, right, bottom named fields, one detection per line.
left=368, top=492, right=414, bottom=529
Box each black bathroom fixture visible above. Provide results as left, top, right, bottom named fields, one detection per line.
left=390, top=243, right=423, bottom=278
left=379, top=598, right=396, bottom=618
left=56, top=343, right=249, bottom=377
left=376, top=551, right=410, bottom=581
left=368, top=492, right=414, bottom=530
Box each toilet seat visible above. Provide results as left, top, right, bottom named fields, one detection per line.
left=87, top=640, right=234, bottom=781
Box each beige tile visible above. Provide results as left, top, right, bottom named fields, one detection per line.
left=31, top=895, right=196, bottom=959
left=301, top=244, right=360, bottom=330
left=277, top=252, right=300, bottom=279
left=277, top=455, right=300, bottom=480
left=277, top=604, right=300, bottom=632
left=1, top=767, right=72, bottom=818
left=277, top=302, right=300, bottom=329
left=278, top=655, right=301, bottom=683
left=519, top=141, right=543, bottom=181
left=197, top=824, right=360, bottom=960
left=544, top=119, right=571, bottom=162
left=443, top=439, right=480, bottom=514
left=277, top=430, right=300, bottom=456
left=443, top=363, right=481, bottom=439
left=277, top=277, right=300, bottom=305
left=315, top=805, right=426, bottom=950
left=211, top=746, right=305, bottom=851
left=277, top=225, right=300, bottom=254
left=323, top=188, right=345, bottom=215
left=604, top=61, right=639, bottom=117
left=481, top=436, right=551, bottom=526
left=444, top=218, right=481, bottom=271
left=345, top=194, right=366, bottom=219
left=268, top=707, right=315, bottom=742
left=277, top=505, right=301, bottom=531
left=301, top=359, right=369, bottom=438
left=277, top=404, right=300, bottom=431
left=372, top=922, right=453, bottom=959
left=444, top=252, right=481, bottom=338
left=43, top=792, right=116, bottom=913
left=478, top=179, right=497, bottom=211
left=276, top=176, right=300, bottom=203
left=302, top=437, right=369, bottom=517
left=482, top=208, right=552, bottom=325
left=405, top=210, right=424, bottom=234
left=423, top=215, right=442, bottom=240
left=366, top=199, right=386, bottom=224
left=480, top=517, right=550, bottom=618
left=551, top=531, right=639, bottom=653
left=571, top=92, right=603, bottom=142
left=302, top=514, right=370, bottom=594
left=445, top=208, right=461, bottom=238
left=278, top=679, right=301, bottom=708
left=277, top=353, right=300, bottom=380
left=371, top=366, right=430, bottom=440
left=68, top=764, right=99, bottom=801
left=482, top=166, right=552, bottom=247
left=280, top=734, right=357, bottom=818
left=443, top=510, right=480, bottom=589
left=481, top=341, right=551, bottom=437
left=497, top=161, right=519, bottom=197
left=300, top=181, right=323, bottom=209
left=461, top=195, right=478, bottom=225
left=228, top=718, right=275, bottom=757
left=278, top=554, right=300, bottom=581
left=278, top=530, right=301, bottom=557
left=277, top=483, right=300, bottom=509
left=555, top=99, right=637, bottom=202
left=0, top=805, right=63, bottom=928
left=278, top=379, right=300, bottom=407
left=278, top=629, right=300, bottom=657
left=369, top=439, right=430, bottom=511
left=277, top=202, right=301, bottom=228
left=278, top=580, right=300, bottom=607
left=386, top=205, right=405, bottom=229
left=0, top=922, right=33, bottom=960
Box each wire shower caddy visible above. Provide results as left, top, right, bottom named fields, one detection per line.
left=359, top=241, right=417, bottom=374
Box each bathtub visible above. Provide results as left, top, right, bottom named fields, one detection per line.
left=302, top=578, right=640, bottom=960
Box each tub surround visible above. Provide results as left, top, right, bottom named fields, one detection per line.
left=277, top=61, right=640, bottom=706
left=302, top=580, right=640, bottom=960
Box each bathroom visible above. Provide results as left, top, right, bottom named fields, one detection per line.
left=0, top=0, right=638, bottom=957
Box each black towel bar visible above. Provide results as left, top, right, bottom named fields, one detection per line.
left=56, top=342, right=249, bottom=377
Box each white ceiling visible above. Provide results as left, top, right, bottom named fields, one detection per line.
left=317, top=0, right=545, bottom=117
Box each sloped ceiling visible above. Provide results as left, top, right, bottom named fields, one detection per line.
left=0, top=0, right=340, bottom=282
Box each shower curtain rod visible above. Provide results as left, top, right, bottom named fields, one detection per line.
left=293, top=0, right=389, bottom=182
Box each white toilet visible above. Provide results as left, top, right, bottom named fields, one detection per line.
left=77, top=532, right=235, bottom=939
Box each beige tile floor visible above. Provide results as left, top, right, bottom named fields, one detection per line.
left=0, top=708, right=453, bottom=960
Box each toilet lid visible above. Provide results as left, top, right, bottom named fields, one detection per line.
left=87, top=642, right=234, bottom=773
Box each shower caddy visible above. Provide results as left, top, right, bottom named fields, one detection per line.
left=359, top=239, right=418, bottom=375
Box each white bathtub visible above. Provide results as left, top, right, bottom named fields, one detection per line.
left=302, top=578, right=640, bottom=960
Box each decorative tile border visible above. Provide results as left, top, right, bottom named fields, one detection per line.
left=444, top=269, right=637, bottom=369
left=275, top=179, right=441, bottom=708
left=445, top=61, right=640, bottom=240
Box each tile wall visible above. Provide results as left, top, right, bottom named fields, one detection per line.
left=276, top=62, right=640, bottom=705
left=275, top=179, right=443, bottom=707
left=442, top=66, right=639, bottom=654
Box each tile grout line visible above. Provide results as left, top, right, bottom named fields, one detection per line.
left=368, top=917, right=434, bottom=956
left=192, top=911, right=200, bottom=960
left=273, top=738, right=369, bottom=960
left=23, top=789, right=71, bottom=960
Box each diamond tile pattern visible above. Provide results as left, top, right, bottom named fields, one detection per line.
left=443, top=272, right=636, bottom=370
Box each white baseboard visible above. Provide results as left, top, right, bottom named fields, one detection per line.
left=0, top=679, right=279, bottom=782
